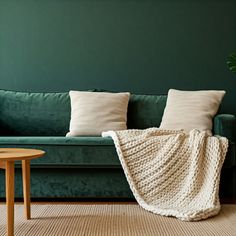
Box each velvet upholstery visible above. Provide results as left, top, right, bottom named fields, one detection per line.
left=127, top=94, right=167, bottom=129
left=214, top=114, right=236, bottom=142
left=0, top=136, right=234, bottom=167
left=0, top=136, right=114, bottom=146
left=0, top=168, right=133, bottom=198
left=0, top=90, right=71, bottom=136
left=0, top=142, right=119, bottom=166
left=0, top=89, right=167, bottom=135
left=0, top=90, right=235, bottom=200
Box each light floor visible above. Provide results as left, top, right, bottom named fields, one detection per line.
left=0, top=203, right=236, bottom=236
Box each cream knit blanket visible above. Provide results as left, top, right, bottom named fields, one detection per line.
left=102, top=128, right=228, bottom=221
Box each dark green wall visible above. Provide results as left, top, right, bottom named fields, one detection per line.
left=0, top=0, right=236, bottom=114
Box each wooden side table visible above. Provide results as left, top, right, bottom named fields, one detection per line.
left=0, top=148, right=45, bottom=236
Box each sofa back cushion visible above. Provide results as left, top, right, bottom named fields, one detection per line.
left=127, top=94, right=167, bottom=129
left=0, top=90, right=71, bottom=136
left=0, top=90, right=167, bottom=136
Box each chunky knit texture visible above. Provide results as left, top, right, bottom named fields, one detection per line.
left=102, top=128, right=228, bottom=221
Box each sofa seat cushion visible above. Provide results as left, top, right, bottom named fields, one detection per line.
left=0, top=136, right=114, bottom=146
left=0, top=136, right=120, bottom=166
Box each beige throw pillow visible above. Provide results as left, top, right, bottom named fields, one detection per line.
left=160, top=89, right=225, bottom=135
left=67, top=91, right=130, bottom=136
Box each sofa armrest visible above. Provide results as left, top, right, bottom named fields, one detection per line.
left=213, top=114, right=236, bottom=142
left=214, top=114, right=236, bottom=171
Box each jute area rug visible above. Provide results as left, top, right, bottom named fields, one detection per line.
left=0, top=204, right=235, bottom=236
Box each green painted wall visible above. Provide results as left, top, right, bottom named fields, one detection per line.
left=0, top=0, right=236, bottom=114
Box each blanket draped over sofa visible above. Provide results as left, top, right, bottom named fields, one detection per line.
left=103, top=128, right=228, bottom=221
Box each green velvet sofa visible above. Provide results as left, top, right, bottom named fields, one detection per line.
left=0, top=89, right=235, bottom=200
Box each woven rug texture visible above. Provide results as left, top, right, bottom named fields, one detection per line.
left=0, top=204, right=236, bottom=236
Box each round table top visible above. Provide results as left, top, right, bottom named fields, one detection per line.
left=0, top=148, right=45, bottom=161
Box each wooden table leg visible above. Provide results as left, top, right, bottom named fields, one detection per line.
left=22, top=160, right=31, bottom=220
left=5, top=161, right=15, bottom=236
